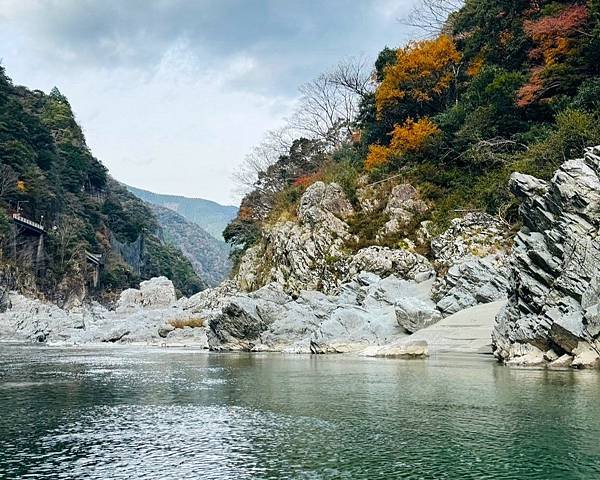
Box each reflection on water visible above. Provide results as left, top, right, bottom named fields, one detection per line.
left=1, top=345, right=599, bottom=479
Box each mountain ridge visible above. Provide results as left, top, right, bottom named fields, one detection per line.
left=150, top=203, right=231, bottom=287
left=127, top=185, right=238, bottom=241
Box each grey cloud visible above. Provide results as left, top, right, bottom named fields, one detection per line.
left=0, top=0, right=418, bottom=203
left=2, top=0, right=416, bottom=93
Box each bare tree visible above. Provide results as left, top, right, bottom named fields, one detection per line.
left=399, top=0, right=464, bottom=37
left=232, top=57, right=374, bottom=195
left=288, top=57, right=373, bottom=148
left=0, top=164, right=17, bottom=201
left=329, top=56, right=376, bottom=99
left=232, top=125, right=296, bottom=195
left=51, top=216, right=86, bottom=276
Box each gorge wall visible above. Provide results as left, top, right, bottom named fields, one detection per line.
left=493, top=146, right=600, bottom=368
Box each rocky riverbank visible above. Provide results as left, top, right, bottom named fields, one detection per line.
left=492, top=146, right=600, bottom=369
left=4, top=147, right=600, bottom=367
left=0, top=178, right=512, bottom=356
left=0, top=271, right=503, bottom=357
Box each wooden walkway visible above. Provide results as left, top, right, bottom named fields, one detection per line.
left=12, top=214, right=44, bottom=234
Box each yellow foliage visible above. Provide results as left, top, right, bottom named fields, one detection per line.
left=16, top=180, right=26, bottom=192
left=389, top=118, right=441, bottom=154
left=365, top=118, right=440, bottom=171
left=365, top=144, right=391, bottom=171
left=375, top=35, right=460, bottom=116
left=467, top=56, right=484, bottom=77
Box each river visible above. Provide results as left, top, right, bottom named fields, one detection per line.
left=1, top=345, right=599, bottom=479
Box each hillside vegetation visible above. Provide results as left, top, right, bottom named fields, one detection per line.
left=226, top=0, right=600, bottom=263
left=0, top=68, right=204, bottom=301
left=150, top=204, right=232, bottom=287
left=127, top=185, right=238, bottom=241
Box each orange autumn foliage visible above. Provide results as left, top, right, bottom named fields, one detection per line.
left=389, top=118, right=440, bottom=153
left=365, top=144, right=391, bottom=171
left=238, top=206, right=254, bottom=221
left=365, top=118, right=440, bottom=171
left=375, top=36, right=460, bottom=117
left=466, top=56, right=484, bottom=77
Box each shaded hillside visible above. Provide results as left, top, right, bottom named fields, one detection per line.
left=127, top=186, right=238, bottom=240
left=151, top=204, right=231, bottom=287
left=0, top=66, right=204, bottom=301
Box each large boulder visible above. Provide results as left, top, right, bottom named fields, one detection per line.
left=139, top=277, right=177, bottom=308
left=362, top=340, right=428, bottom=358
left=117, top=276, right=177, bottom=312
left=433, top=256, right=509, bottom=315
left=0, top=293, right=71, bottom=342
left=394, top=296, right=441, bottom=333
left=492, top=146, right=600, bottom=368
left=366, top=300, right=505, bottom=355
left=347, top=246, right=434, bottom=283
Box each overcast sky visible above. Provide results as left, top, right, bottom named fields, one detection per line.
left=0, top=0, right=417, bottom=205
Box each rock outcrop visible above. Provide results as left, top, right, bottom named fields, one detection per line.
left=380, top=184, right=429, bottom=235
left=235, top=181, right=354, bottom=294
left=430, top=212, right=511, bottom=269
left=429, top=212, right=512, bottom=316
left=234, top=181, right=436, bottom=295
left=346, top=246, right=434, bottom=283
left=364, top=300, right=506, bottom=356
left=492, top=146, right=600, bottom=368
left=432, top=255, right=509, bottom=315
left=0, top=277, right=208, bottom=347
left=207, top=274, right=439, bottom=353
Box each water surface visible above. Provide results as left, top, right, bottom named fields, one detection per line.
left=1, top=345, right=599, bottom=479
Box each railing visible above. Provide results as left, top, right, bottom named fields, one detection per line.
left=85, top=251, right=103, bottom=265
left=12, top=214, right=44, bottom=233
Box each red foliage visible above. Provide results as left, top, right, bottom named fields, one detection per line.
left=518, top=5, right=589, bottom=107
left=524, top=4, right=588, bottom=41
left=293, top=171, right=323, bottom=188
left=517, top=67, right=544, bottom=108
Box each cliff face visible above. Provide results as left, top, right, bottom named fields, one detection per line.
left=234, top=181, right=436, bottom=295
left=493, top=146, right=600, bottom=368
left=0, top=67, right=204, bottom=302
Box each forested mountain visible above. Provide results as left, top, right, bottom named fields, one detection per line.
left=127, top=186, right=238, bottom=240
left=225, top=0, right=600, bottom=265
left=0, top=67, right=204, bottom=302
left=150, top=204, right=231, bottom=287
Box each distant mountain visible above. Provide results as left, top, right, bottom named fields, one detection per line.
left=127, top=186, right=238, bottom=240
left=150, top=204, right=231, bottom=287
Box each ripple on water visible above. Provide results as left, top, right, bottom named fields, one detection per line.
left=1, top=347, right=600, bottom=480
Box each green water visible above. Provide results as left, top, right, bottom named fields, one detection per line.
left=0, top=345, right=599, bottom=479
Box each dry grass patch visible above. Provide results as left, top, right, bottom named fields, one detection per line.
left=168, top=317, right=205, bottom=329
